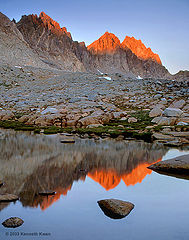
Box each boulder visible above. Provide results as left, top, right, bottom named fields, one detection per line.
left=98, top=199, right=134, bottom=219
left=18, top=115, right=30, bottom=123
left=152, top=116, right=176, bottom=125
left=163, top=108, right=183, bottom=117
left=66, top=120, right=78, bottom=127
left=128, top=117, right=137, bottom=123
left=148, top=154, right=189, bottom=175
left=177, top=117, right=189, bottom=124
left=169, top=99, right=185, bottom=109
left=164, top=131, right=189, bottom=138
left=60, top=138, right=75, bottom=143
left=153, top=133, right=175, bottom=140
left=0, top=110, right=14, bottom=120
left=87, top=124, right=103, bottom=128
left=112, top=112, right=127, bottom=119
left=41, top=107, right=59, bottom=115
left=78, top=116, right=101, bottom=126
left=182, top=104, right=189, bottom=113
left=151, top=116, right=161, bottom=124
left=153, top=94, right=162, bottom=99
left=0, top=194, right=19, bottom=202
left=149, top=107, right=162, bottom=118
left=2, top=217, right=24, bottom=228
left=177, top=122, right=188, bottom=126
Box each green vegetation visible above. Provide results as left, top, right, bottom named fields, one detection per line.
left=0, top=112, right=153, bottom=142
left=73, top=125, right=152, bottom=142
left=105, top=110, right=152, bottom=130
left=0, top=120, right=38, bottom=132
left=43, top=126, right=72, bottom=134
left=0, top=120, right=74, bottom=135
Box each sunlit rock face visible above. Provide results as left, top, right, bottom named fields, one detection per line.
left=15, top=12, right=170, bottom=78
left=0, top=130, right=167, bottom=211
left=16, top=12, right=86, bottom=72
left=87, top=31, right=169, bottom=78
left=122, top=36, right=162, bottom=64
left=88, top=32, right=121, bottom=54
left=39, top=12, right=72, bottom=39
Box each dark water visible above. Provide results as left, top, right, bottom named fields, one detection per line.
left=0, top=130, right=189, bottom=240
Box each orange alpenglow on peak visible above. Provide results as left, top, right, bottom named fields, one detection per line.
left=122, top=36, right=162, bottom=64
left=33, top=185, right=72, bottom=211
left=88, top=158, right=162, bottom=190
left=87, top=31, right=121, bottom=54
left=39, top=11, right=72, bottom=38
left=88, top=170, right=121, bottom=190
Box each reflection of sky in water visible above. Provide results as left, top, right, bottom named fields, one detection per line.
left=162, top=149, right=189, bottom=161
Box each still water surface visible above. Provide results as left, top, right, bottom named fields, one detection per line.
left=0, top=130, right=189, bottom=240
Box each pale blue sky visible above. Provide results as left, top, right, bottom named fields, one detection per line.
left=0, top=0, right=188, bottom=74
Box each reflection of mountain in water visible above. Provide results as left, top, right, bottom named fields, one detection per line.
left=0, top=130, right=167, bottom=211
left=88, top=159, right=161, bottom=190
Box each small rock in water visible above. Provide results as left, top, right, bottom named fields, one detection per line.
left=38, top=191, right=55, bottom=196
left=2, top=217, right=24, bottom=228
left=60, top=138, right=75, bottom=143
left=59, top=133, right=73, bottom=136
left=98, top=199, right=134, bottom=219
left=0, top=194, right=19, bottom=202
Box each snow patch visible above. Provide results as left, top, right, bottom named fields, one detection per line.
left=97, top=69, right=104, bottom=75
left=41, top=107, right=59, bottom=115
left=99, top=76, right=112, bottom=81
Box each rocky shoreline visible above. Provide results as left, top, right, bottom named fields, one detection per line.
left=148, top=154, right=189, bottom=179
left=0, top=64, right=188, bottom=145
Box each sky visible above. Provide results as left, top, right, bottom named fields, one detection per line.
left=0, top=0, right=188, bottom=74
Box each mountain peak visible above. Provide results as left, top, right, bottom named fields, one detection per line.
left=87, top=32, right=121, bottom=54
left=122, top=36, right=162, bottom=64
left=39, top=11, right=72, bottom=38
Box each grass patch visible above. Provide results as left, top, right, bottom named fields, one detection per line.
left=153, top=125, right=164, bottom=132
left=43, top=126, right=73, bottom=134
left=0, top=120, right=39, bottom=132
left=14, top=112, right=27, bottom=119
left=73, top=126, right=152, bottom=142
left=0, top=119, right=153, bottom=142
left=105, top=110, right=152, bottom=130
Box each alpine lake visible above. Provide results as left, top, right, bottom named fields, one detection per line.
left=0, top=129, right=189, bottom=240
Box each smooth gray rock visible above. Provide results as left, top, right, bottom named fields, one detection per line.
left=98, top=199, right=134, bottom=219
left=163, top=108, right=183, bottom=117
left=149, top=107, right=162, bottom=118
left=148, top=154, right=189, bottom=174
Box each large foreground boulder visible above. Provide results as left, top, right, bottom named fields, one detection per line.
left=98, top=199, right=134, bottom=219
left=148, top=154, right=189, bottom=175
